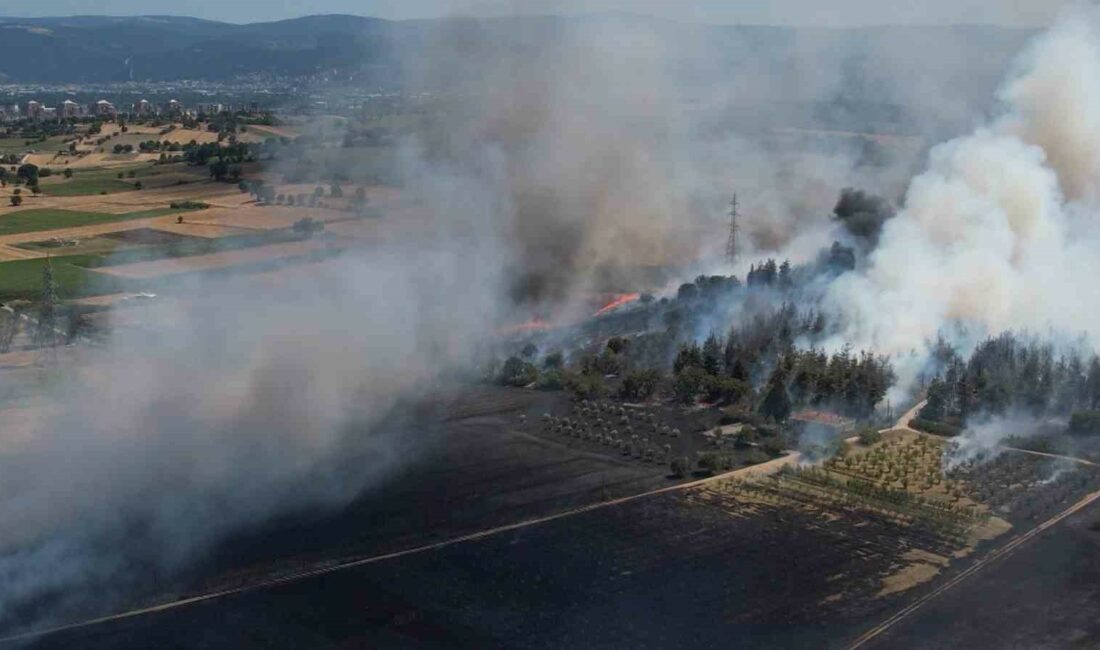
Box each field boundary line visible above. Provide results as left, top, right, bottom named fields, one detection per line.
left=0, top=451, right=801, bottom=645
left=847, top=485, right=1100, bottom=649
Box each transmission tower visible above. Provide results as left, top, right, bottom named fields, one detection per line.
left=35, top=255, right=59, bottom=364
left=726, top=193, right=739, bottom=266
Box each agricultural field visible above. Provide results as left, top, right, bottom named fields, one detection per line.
left=0, top=254, right=126, bottom=300
left=33, top=161, right=209, bottom=197
left=0, top=207, right=189, bottom=237
left=8, top=382, right=1100, bottom=650
left=529, top=398, right=786, bottom=473
left=0, top=135, right=69, bottom=155
left=94, top=237, right=346, bottom=280
left=862, top=496, right=1100, bottom=649
left=37, top=407, right=1091, bottom=650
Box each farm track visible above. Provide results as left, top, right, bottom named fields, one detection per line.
left=0, top=448, right=803, bottom=645
left=1002, top=445, right=1098, bottom=466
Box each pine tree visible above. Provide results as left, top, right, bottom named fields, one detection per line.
left=759, top=367, right=792, bottom=422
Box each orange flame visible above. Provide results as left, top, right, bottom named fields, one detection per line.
left=499, top=318, right=552, bottom=336
left=593, top=292, right=640, bottom=317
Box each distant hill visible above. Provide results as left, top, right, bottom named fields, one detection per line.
left=0, top=14, right=1033, bottom=86
left=0, top=14, right=1036, bottom=134
left=0, top=15, right=400, bottom=83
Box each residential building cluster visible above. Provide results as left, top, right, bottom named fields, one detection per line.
left=0, top=98, right=190, bottom=121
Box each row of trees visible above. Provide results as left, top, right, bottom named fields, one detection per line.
left=670, top=339, right=893, bottom=419
left=921, top=333, right=1100, bottom=433
left=745, top=258, right=792, bottom=289
left=241, top=180, right=368, bottom=209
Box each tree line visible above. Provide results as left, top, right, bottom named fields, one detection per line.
left=920, top=333, right=1100, bottom=436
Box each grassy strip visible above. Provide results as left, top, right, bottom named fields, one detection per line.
left=910, top=418, right=962, bottom=437
left=0, top=254, right=130, bottom=301
left=40, top=177, right=136, bottom=196
left=97, top=230, right=305, bottom=266
left=39, top=162, right=205, bottom=196
left=0, top=207, right=197, bottom=237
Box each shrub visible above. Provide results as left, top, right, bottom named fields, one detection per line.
left=535, top=369, right=564, bottom=391
left=910, top=418, right=961, bottom=437
left=669, top=456, right=691, bottom=478
left=563, top=371, right=606, bottom=399
left=498, top=356, right=538, bottom=387
left=704, top=375, right=750, bottom=404
left=857, top=428, right=882, bottom=446
left=1067, top=411, right=1100, bottom=437
left=673, top=367, right=708, bottom=404
left=620, top=369, right=661, bottom=400
left=169, top=200, right=209, bottom=209
left=696, top=452, right=735, bottom=475
left=606, top=336, right=629, bottom=354
left=292, top=217, right=324, bottom=236
left=761, top=436, right=786, bottom=457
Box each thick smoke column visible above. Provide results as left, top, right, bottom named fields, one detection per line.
left=0, top=241, right=505, bottom=628
left=826, top=7, right=1100, bottom=382
left=402, top=15, right=928, bottom=306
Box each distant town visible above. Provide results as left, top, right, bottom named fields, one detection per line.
left=3, top=98, right=262, bottom=121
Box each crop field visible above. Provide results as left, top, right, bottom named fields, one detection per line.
left=95, top=237, right=344, bottom=280
left=0, top=135, right=68, bottom=155
left=946, top=451, right=1100, bottom=524
left=0, top=229, right=323, bottom=299
left=34, top=162, right=208, bottom=197
left=0, top=254, right=127, bottom=300
left=529, top=398, right=785, bottom=472
left=0, top=207, right=190, bottom=236
left=860, top=496, right=1100, bottom=649
left=28, top=460, right=971, bottom=649
left=12, top=385, right=1100, bottom=649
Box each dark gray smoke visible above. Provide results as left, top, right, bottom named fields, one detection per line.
left=832, top=187, right=896, bottom=247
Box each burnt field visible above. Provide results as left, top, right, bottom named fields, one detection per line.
left=26, top=486, right=959, bottom=649
left=863, top=496, right=1100, bottom=649
left=12, top=393, right=1100, bottom=649
left=3, top=386, right=675, bottom=642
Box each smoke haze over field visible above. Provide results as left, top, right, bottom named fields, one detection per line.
left=0, top=245, right=507, bottom=627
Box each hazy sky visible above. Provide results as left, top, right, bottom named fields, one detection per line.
left=0, top=0, right=1068, bottom=27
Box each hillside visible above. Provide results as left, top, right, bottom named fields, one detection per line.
left=0, top=15, right=1032, bottom=92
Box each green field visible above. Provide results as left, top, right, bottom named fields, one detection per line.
left=39, top=162, right=207, bottom=196
left=0, top=254, right=127, bottom=300
left=0, top=227, right=312, bottom=300
left=0, top=207, right=194, bottom=237
left=38, top=169, right=140, bottom=196
left=0, top=136, right=68, bottom=155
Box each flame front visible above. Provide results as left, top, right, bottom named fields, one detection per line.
left=593, top=292, right=640, bottom=317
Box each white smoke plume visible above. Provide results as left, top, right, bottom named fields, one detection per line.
left=0, top=243, right=505, bottom=629
left=825, top=7, right=1100, bottom=391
